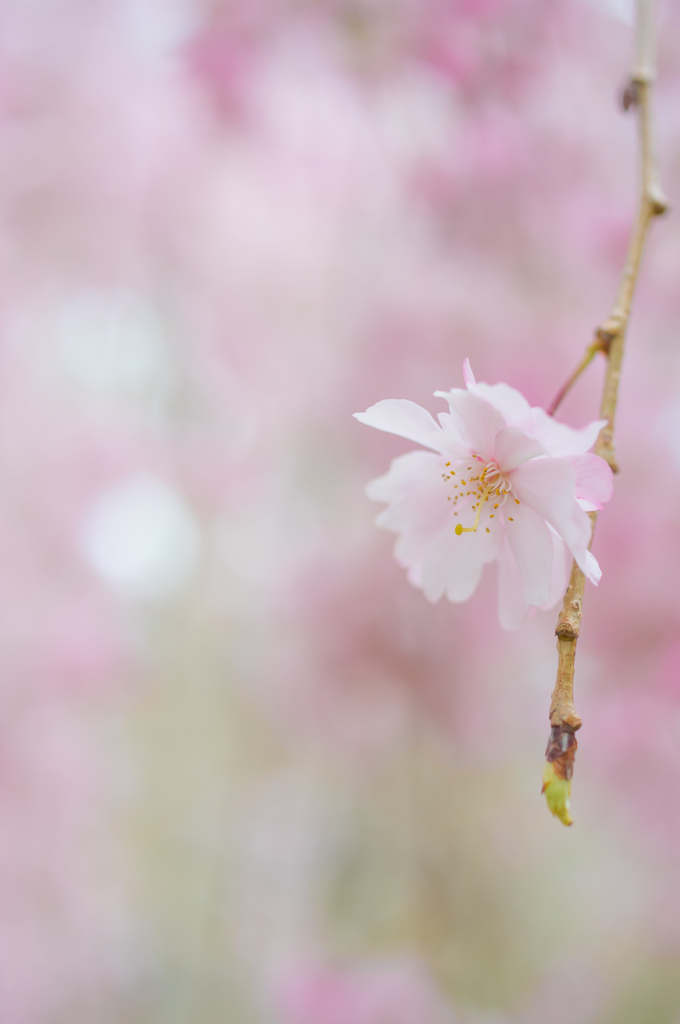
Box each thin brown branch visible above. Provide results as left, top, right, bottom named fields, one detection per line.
left=547, top=339, right=608, bottom=418
left=550, top=516, right=595, bottom=729
left=544, top=0, right=668, bottom=822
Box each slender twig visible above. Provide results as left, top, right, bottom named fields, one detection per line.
left=547, top=339, right=608, bottom=418
left=544, top=0, right=668, bottom=824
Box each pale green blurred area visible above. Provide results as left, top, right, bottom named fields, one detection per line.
left=107, top=595, right=680, bottom=1023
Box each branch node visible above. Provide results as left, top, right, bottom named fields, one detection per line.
left=595, top=321, right=621, bottom=346
left=550, top=710, right=582, bottom=732
left=647, top=186, right=669, bottom=217
left=555, top=597, right=583, bottom=637
left=630, top=69, right=655, bottom=87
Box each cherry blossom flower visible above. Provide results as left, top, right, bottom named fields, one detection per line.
left=355, top=360, right=613, bottom=629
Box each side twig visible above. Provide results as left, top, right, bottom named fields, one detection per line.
left=547, top=340, right=609, bottom=419
left=543, top=0, right=668, bottom=825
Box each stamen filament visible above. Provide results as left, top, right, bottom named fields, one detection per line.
left=454, top=481, right=495, bottom=535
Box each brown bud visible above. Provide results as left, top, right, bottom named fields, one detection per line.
left=621, top=79, right=641, bottom=111
left=544, top=723, right=578, bottom=782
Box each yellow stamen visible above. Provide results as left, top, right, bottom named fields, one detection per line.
left=455, top=481, right=495, bottom=535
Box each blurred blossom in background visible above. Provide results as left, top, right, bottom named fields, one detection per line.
left=2, top=1, right=680, bottom=1022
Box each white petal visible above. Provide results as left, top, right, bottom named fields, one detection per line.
left=504, top=503, right=554, bottom=606
left=492, top=426, right=546, bottom=473
left=469, top=381, right=533, bottom=428
left=497, top=541, right=530, bottom=631
left=584, top=549, right=602, bottom=585
left=419, top=518, right=499, bottom=603
left=433, top=389, right=505, bottom=461
left=354, top=400, right=444, bottom=452
left=509, top=458, right=595, bottom=580
left=530, top=409, right=606, bottom=457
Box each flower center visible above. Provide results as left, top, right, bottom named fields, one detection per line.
left=441, top=457, right=518, bottom=535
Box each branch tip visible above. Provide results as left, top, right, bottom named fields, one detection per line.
left=542, top=725, right=578, bottom=826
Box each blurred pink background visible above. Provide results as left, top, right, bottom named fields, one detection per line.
left=1, top=1, right=680, bottom=1021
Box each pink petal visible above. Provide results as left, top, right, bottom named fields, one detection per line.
left=492, top=426, right=546, bottom=473
left=564, top=452, right=614, bottom=511
left=462, top=357, right=476, bottom=388
left=509, top=457, right=578, bottom=533
left=497, top=541, right=530, bottom=630
left=509, top=458, right=596, bottom=582
left=419, top=518, right=500, bottom=603
left=433, top=389, right=505, bottom=461
left=530, top=409, right=606, bottom=457
left=354, top=400, right=444, bottom=452
left=504, top=502, right=554, bottom=606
